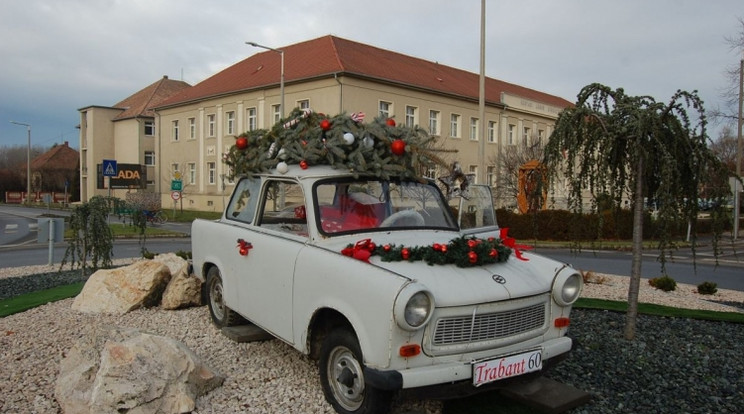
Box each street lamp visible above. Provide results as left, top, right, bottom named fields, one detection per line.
left=9, top=121, right=31, bottom=204
left=246, top=41, right=285, bottom=118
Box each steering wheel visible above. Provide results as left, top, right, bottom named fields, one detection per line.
left=380, top=210, right=425, bottom=227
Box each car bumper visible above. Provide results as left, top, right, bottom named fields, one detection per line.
left=365, top=336, right=572, bottom=391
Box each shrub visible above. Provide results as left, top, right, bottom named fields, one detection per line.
left=697, top=281, right=718, bottom=295
left=175, top=250, right=192, bottom=260
left=649, top=275, right=677, bottom=292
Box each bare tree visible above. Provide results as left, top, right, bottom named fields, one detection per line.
left=492, top=133, right=545, bottom=210
left=711, top=17, right=744, bottom=125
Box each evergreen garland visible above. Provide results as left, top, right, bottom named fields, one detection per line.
left=342, top=236, right=512, bottom=267
left=223, top=108, right=448, bottom=180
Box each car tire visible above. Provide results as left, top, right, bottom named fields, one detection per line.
left=206, top=266, right=242, bottom=327
left=319, top=329, right=392, bottom=414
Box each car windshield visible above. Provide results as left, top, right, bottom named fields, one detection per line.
left=314, top=178, right=458, bottom=235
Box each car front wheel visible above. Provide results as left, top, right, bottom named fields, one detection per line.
left=206, top=266, right=242, bottom=327
left=319, top=329, right=392, bottom=414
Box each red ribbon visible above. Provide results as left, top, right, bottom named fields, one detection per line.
left=500, top=228, right=532, bottom=261
left=342, top=238, right=374, bottom=262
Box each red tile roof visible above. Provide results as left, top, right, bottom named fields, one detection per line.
left=114, top=76, right=191, bottom=120
left=30, top=142, right=79, bottom=170
left=157, top=35, right=572, bottom=109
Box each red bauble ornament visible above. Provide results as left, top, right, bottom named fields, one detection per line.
left=383, top=244, right=391, bottom=252
left=235, top=137, right=248, bottom=150
left=440, top=245, right=448, bottom=253
left=401, top=248, right=410, bottom=260
left=433, top=243, right=442, bottom=252
left=300, top=160, right=308, bottom=169
left=467, top=239, right=478, bottom=249
left=391, top=139, right=406, bottom=156
left=367, top=242, right=377, bottom=252
left=320, top=119, right=331, bottom=131
left=386, top=118, right=396, bottom=127
left=468, top=251, right=478, bottom=264
left=489, top=248, right=498, bottom=258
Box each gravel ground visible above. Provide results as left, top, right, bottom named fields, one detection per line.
left=0, top=265, right=743, bottom=413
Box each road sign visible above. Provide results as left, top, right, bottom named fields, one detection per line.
left=171, top=191, right=181, bottom=201
left=171, top=180, right=182, bottom=191
left=102, top=159, right=117, bottom=177
left=174, top=171, right=182, bottom=180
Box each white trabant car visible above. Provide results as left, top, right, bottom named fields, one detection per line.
left=191, top=164, right=581, bottom=414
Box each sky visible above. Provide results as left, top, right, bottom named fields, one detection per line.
left=1, top=0, right=742, bottom=150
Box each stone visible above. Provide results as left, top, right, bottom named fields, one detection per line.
left=71, top=260, right=171, bottom=314
left=55, top=326, right=225, bottom=414
left=155, top=253, right=202, bottom=310
left=161, top=270, right=202, bottom=310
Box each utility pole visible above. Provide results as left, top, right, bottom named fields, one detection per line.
left=735, top=56, right=743, bottom=239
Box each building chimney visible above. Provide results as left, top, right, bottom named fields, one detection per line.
left=64, top=141, right=69, bottom=146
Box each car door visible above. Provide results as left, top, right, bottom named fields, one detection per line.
left=233, top=179, right=307, bottom=342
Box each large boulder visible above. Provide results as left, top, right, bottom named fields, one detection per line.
left=55, top=327, right=224, bottom=414
left=161, top=270, right=202, bottom=310
left=72, top=260, right=171, bottom=314
left=154, top=253, right=203, bottom=309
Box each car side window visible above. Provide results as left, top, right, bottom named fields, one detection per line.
left=226, top=177, right=261, bottom=224
left=258, top=180, right=308, bottom=237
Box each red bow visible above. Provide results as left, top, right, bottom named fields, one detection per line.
left=341, top=238, right=375, bottom=262
left=500, top=228, right=532, bottom=261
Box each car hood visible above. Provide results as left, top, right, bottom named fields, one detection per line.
left=319, top=231, right=570, bottom=307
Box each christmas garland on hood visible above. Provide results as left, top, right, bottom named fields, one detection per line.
left=223, top=108, right=447, bottom=180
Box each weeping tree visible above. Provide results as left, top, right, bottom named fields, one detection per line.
left=543, top=83, right=732, bottom=340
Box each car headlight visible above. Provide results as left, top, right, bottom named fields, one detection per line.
left=394, top=284, right=434, bottom=331
left=552, top=268, right=582, bottom=306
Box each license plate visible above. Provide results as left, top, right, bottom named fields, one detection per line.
left=472, top=349, right=542, bottom=386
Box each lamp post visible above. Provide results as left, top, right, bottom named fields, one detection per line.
left=246, top=41, right=285, bottom=118
left=9, top=121, right=31, bottom=204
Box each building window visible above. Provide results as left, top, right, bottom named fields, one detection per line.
left=487, top=166, right=495, bottom=187
left=429, top=110, right=440, bottom=135
left=272, top=104, right=281, bottom=124
left=297, top=99, right=310, bottom=110
left=469, top=165, right=478, bottom=184
left=405, top=106, right=417, bottom=128
left=188, top=163, right=196, bottom=185
left=450, top=114, right=461, bottom=138
left=188, top=118, right=196, bottom=140
left=470, top=117, right=478, bottom=141
left=144, top=151, right=155, bottom=166
left=208, top=162, right=216, bottom=185
left=425, top=166, right=437, bottom=180
left=172, top=120, right=179, bottom=141
left=226, top=111, right=235, bottom=135
left=171, top=163, right=179, bottom=174
left=488, top=121, right=497, bottom=143
left=523, top=127, right=531, bottom=142
left=379, top=101, right=392, bottom=119
left=144, top=121, right=154, bottom=136
left=508, top=124, right=515, bottom=145
left=538, top=129, right=545, bottom=143
left=247, top=107, right=257, bottom=131
left=207, top=114, right=216, bottom=137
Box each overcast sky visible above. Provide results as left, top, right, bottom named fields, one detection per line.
left=1, top=0, right=742, bottom=149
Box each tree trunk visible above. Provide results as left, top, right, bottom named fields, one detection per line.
left=624, top=155, right=645, bottom=340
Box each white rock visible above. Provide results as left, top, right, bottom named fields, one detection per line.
left=55, top=326, right=224, bottom=414
left=71, top=260, right=171, bottom=314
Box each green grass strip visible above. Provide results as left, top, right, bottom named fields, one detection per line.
left=0, top=282, right=84, bottom=318
left=575, top=297, right=744, bottom=323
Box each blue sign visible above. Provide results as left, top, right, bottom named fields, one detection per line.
left=102, top=159, right=117, bottom=177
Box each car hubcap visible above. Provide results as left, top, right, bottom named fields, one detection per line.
left=210, top=279, right=225, bottom=320
left=328, top=346, right=364, bottom=411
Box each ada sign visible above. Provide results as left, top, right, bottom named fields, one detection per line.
left=102, top=159, right=117, bottom=177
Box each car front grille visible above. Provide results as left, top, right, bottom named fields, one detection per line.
left=432, top=302, right=546, bottom=347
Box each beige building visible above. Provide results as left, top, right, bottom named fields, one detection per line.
left=78, top=76, right=190, bottom=201
left=82, top=35, right=571, bottom=211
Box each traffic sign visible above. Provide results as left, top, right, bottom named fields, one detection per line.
left=102, top=159, right=117, bottom=177
left=171, top=180, right=182, bottom=191
left=171, top=191, right=181, bottom=201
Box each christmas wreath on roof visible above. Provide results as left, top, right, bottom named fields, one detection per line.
left=223, top=108, right=448, bottom=180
